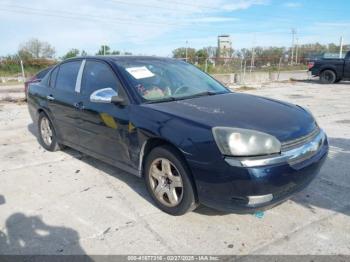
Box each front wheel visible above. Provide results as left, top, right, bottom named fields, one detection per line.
left=144, top=146, right=197, bottom=216
left=320, top=70, right=336, bottom=84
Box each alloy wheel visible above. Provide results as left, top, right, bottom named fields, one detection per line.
left=40, top=117, right=53, bottom=146
left=148, top=158, right=184, bottom=207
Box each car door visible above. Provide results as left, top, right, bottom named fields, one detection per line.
left=47, top=60, right=82, bottom=146
left=344, top=54, right=350, bottom=78
left=76, top=60, right=133, bottom=167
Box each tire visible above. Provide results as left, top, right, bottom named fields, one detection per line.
left=37, top=112, right=62, bottom=152
left=144, top=145, right=198, bottom=216
left=320, top=70, right=336, bottom=84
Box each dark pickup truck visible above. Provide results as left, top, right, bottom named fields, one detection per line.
left=309, top=51, right=350, bottom=84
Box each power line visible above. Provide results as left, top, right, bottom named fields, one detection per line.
left=0, top=4, right=180, bottom=26
left=1, top=2, right=339, bottom=43
left=0, top=2, right=331, bottom=29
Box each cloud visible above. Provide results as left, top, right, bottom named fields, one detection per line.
left=222, top=0, right=270, bottom=11
left=0, top=0, right=262, bottom=56
left=314, top=22, right=350, bottom=27
left=187, top=17, right=239, bottom=23
left=284, top=2, right=302, bottom=8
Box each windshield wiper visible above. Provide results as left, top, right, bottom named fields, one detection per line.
left=145, top=96, right=177, bottom=104
left=195, top=91, right=217, bottom=96
left=178, top=91, right=218, bottom=100
left=145, top=91, right=221, bottom=104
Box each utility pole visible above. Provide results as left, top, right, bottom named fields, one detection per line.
left=250, top=34, right=256, bottom=74
left=277, top=57, right=282, bottom=81
left=295, top=37, right=299, bottom=64
left=291, top=28, right=296, bottom=65
left=103, top=45, right=106, bottom=56
left=185, top=40, right=188, bottom=62
left=250, top=47, right=255, bottom=74
left=20, top=60, right=25, bottom=81
left=339, top=36, right=344, bottom=58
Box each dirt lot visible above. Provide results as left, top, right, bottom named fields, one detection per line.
left=0, top=81, right=349, bottom=255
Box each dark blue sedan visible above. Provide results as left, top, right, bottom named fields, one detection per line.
left=27, top=56, right=328, bottom=215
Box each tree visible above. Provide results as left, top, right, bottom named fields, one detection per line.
left=195, top=49, right=208, bottom=64
left=81, top=50, right=88, bottom=56
left=172, top=47, right=196, bottom=63
left=61, top=49, right=80, bottom=60
left=96, top=45, right=131, bottom=56
left=96, top=45, right=111, bottom=55
left=17, top=49, right=34, bottom=63
left=203, top=46, right=217, bottom=58
left=18, top=38, right=55, bottom=59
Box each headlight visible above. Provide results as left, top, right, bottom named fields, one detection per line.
left=212, top=127, right=281, bottom=156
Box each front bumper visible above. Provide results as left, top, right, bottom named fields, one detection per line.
left=191, top=130, right=329, bottom=212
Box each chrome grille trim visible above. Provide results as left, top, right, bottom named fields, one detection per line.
left=281, top=127, right=320, bottom=151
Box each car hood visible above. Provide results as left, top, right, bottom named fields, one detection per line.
left=142, top=92, right=317, bottom=142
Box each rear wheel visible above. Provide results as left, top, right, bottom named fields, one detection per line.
left=144, top=146, right=197, bottom=215
left=320, top=70, right=336, bottom=84
left=38, top=112, right=62, bottom=152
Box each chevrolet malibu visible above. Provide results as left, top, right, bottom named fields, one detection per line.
left=27, top=56, right=328, bottom=215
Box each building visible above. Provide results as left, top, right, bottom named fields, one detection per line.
left=217, top=35, right=232, bottom=58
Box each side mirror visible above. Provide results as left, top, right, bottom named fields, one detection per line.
left=111, top=95, right=125, bottom=105
left=90, top=87, right=125, bottom=105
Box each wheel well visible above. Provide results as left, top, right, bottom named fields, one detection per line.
left=320, top=68, right=337, bottom=77
left=141, top=138, right=179, bottom=172
left=140, top=137, right=198, bottom=200
left=38, top=108, right=50, bottom=118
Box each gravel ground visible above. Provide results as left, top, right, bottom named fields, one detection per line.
left=0, top=80, right=349, bottom=256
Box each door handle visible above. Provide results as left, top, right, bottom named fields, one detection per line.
left=47, top=95, right=55, bottom=101
left=74, top=102, right=85, bottom=110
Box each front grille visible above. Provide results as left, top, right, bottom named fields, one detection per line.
left=281, top=127, right=320, bottom=152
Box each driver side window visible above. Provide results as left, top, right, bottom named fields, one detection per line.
left=81, top=61, right=121, bottom=97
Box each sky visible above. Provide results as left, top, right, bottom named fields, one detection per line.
left=0, top=0, right=349, bottom=57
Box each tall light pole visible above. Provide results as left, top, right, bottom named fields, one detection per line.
left=250, top=34, right=256, bottom=74
left=20, top=60, right=25, bottom=81
left=295, top=37, right=299, bottom=64
left=291, top=28, right=296, bottom=65
left=17, top=54, right=25, bottom=81
left=339, top=36, right=344, bottom=58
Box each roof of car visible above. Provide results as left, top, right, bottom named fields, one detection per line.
left=68, top=55, right=178, bottom=62
left=62, top=55, right=179, bottom=62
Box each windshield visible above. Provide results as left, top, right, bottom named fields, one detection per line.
left=116, top=59, right=229, bottom=102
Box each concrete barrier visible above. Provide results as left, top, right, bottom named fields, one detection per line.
left=270, top=70, right=310, bottom=81
left=212, top=70, right=310, bottom=86
left=0, top=77, right=24, bottom=83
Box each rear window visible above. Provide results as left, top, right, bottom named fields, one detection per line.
left=49, top=67, right=59, bottom=88
left=36, top=67, right=51, bottom=79
left=55, top=61, right=81, bottom=92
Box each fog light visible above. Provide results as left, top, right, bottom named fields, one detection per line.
left=248, top=194, right=273, bottom=206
